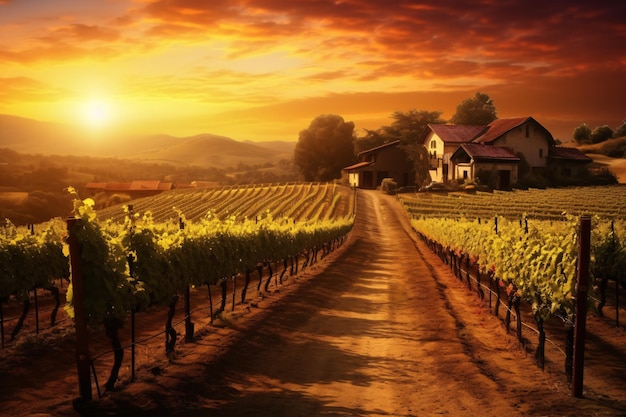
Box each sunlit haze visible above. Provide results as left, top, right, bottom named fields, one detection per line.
left=1, top=0, right=625, bottom=142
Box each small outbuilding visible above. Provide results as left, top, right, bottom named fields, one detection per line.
left=343, top=140, right=415, bottom=189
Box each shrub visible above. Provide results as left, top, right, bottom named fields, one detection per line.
left=380, top=178, right=398, bottom=195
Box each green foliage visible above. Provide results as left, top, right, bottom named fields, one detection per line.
left=388, top=109, right=445, bottom=145
left=591, top=125, right=614, bottom=144
left=450, top=92, right=497, bottom=125
left=60, top=185, right=354, bottom=326
left=0, top=219, right=68, bottom=300
left=614, top=118, right=626, bottom=139
left=380, top=178, right=398, bottom=195
left=592, top=221, right=626, bottom=286
left=573, top=123, right=592, bottom=144
left=294, top=114, right=356, bottom=181
left=403, top=187, right=626, bottom=322
left=64, top=188, right=138, bottom=325
left=410, top=215, right=603, bottom=322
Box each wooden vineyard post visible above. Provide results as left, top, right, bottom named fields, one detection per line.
left=0, top=299, right=4, bottom=348
left=184, top=285, right=194, bottom=342
left=572, top=215, right=591, bottom=398
left=131, top=310, right=136, bottom=382
left=66, top=217, right=93, bottom=402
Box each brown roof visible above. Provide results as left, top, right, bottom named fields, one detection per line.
left=472, top=117, right=555, bottom=147
left=427, top=124, right=486, bottom=144
left=453, top=143, right=520, bottom=162
left=472, top=117, right=529, bottom=144
left=549, top=147, right=593, bottom=162
left=344, top=161, right=374, bottom=171
left=358, top=140, right=400, bottom=156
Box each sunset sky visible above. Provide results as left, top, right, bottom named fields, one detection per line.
left=1, top=0, right=625, bottom=142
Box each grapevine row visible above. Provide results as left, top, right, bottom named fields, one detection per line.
left=0, top=184, right=354, bottom=343
left=399, top=185, right=626, bottom=221
left=410, top=215, right=625, bottom=323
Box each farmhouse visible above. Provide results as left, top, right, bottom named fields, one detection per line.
left=343, top=140, right=415, bottom=189
left=418, top=117, right=592, bottom=189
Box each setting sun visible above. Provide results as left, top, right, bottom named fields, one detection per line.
left=80, top=100, right=113, bottom=129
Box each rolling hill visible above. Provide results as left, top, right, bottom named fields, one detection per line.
left=0, top=114, right=295, bottom=169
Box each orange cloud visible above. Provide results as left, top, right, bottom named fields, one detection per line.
left=0, top=0, right=624, bottom=142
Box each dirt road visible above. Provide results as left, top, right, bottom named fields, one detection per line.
left=3, top=189, right=626, bottom=416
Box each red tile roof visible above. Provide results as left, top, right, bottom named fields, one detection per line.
left=130, top=180, right=161, bottom=191
left=86, top=181, right=173, bottom=192
left=549, top=147, right=593, bottom=162
left=454, top=143, right=520, bottom=162
left=472, top=117, right=530, bottom=144
left=427, top=124, right=485, bottom=144
left=104, top=182, right=132, bottom=191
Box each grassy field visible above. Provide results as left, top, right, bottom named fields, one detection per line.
left=588, top=153, right=626, bottom=182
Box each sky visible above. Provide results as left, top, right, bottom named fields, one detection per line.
left=1, top=0, right=625, bottom=143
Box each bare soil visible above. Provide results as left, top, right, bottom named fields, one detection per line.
left=1, top=189, right=625, bottom=416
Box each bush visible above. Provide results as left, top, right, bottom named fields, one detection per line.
left=380, top=178, right=398, bottom=195
left=513, top=173, right=549, bottom=189
left=587, top=169, right=618, bottom=185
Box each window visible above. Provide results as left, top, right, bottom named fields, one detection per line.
left=539, top=148, right=543, bottom=159
left=463, top=170, right=468, bottom=179
left=525, top=125, right=530, bottom=138
left=430, top=139, right=437, bottom=149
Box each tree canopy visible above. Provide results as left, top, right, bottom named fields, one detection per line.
left=573, top=123, right=592, bottom=144
left=294, top=114, right=356, bottom=182
left=450, top=92, right=497, bottom=125
left=613, top=119, right=626, bottom=138
left=355, top=109, right=445, bottom=153
left=591, top=125, right=614, bottom=144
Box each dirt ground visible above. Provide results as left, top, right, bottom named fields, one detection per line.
left=1, top=189, right=626, bottom=417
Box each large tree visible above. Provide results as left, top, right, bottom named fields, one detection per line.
left=294, top=114, right=356, bottom=181
left=450, top=92, right=497, bottom=125
left=387, top=109, right=445, bottom=145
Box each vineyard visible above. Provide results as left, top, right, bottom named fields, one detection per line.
left=0, top=183, right=625, bottom=415
left=0, top=182, right=355, bottom=398
left=97, top=181, right=355, bottom=223
left=398, top=184, right=626, bottom=221
left=399, top=184, right=626, bottom=382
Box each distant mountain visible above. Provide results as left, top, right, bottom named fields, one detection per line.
left=0, top=114, right=295, bottom=169
left=0, top=114, right=84, bottom=154
left=131, top=134, right=294, bottom=169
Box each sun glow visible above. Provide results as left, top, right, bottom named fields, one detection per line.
left=80, top=99, right=113, bottom=129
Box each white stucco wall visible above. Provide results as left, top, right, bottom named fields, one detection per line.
left=493, top=122, right=550, bottom=169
